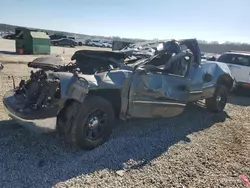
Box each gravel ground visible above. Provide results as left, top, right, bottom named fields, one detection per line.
left=0, top=64, right=249, bottom=188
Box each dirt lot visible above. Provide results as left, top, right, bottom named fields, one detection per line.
left=0, top=51, right=250, bottom=187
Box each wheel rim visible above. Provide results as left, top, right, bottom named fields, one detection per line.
left=216, top=92, right=226, bottom=111
left=84, top=109, right=107, bottom=141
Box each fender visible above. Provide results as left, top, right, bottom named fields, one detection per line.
left=216, top=73, right=234, bottom=91
left=48, top=72, right=89, bottom=103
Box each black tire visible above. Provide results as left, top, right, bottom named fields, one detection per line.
left=56, top=100, right=78, bottom=135
left=58, top=96, right=115, bottom=150
left=205, top=85, right=228, bottom=113
left=78, top=42, right=83, bottom=46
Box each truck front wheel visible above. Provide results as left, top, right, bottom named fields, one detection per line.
left=205, top=85, right=228, bottom=113
left=57, top=96, right=115, bottom=150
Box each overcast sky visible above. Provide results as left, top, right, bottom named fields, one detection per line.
left=1, top=0, right=250, bottom=43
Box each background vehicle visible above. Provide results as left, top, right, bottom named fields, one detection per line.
left=51, top=38, right=77, bottom=47
left=3, top=39, right=234, bottom=150
left=217, top=51, right=250, bottom=88
left=68, top=36, right=76, bottom=40
left=88, top=40, right=105, bottom=47
left=49, top=34, right=67, bottom=40
left=3, top=32, right=17, bottom=40
left=77, top=40, right=84, bottom=46
left=102, top=41, right=112, bottom=48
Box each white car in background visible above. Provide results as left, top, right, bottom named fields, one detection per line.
left=102, top=41, right=112, bottom=48
left=88, top=40, right=104, bottom=47
left=217, top=51, right=250, bottom=89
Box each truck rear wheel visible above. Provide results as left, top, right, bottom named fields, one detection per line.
left=57, top=96, right=115, bottom=150
left=205, top=85, right=228, bottom=112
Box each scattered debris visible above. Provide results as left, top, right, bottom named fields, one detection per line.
left=123, top=159, right=147, bottom=170
left=240, top=175, right=250, bottom=186
left=115, top=170, right=126, bottom=177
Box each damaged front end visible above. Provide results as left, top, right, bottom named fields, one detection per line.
left=2, top=49, right=139, bottom=134
left=3, top=69, right=89, bottom=133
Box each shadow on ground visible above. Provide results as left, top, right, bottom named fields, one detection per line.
left=0, top=103, right=231, bottom=187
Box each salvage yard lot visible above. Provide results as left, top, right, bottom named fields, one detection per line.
left=0, top=42, right=250, bottom=187
left=0, top=38, right=111, bottom=63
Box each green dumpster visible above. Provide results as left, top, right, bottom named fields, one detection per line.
left=15, top=28, right=51, bottom=55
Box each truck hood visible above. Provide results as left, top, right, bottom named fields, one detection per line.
left=28, top=50, right=127, bottom=72
left=28, top=56, right=65, bottom=71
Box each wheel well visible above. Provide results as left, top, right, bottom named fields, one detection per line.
left=88, top=89, right=121, bottom=118
left=217, top=74, right=234, bottom=90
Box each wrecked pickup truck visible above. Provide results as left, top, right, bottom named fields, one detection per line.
left=3, top=39, right=234, bottom=150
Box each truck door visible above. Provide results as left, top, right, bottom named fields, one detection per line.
left=127, top=67, right=190, bottom=118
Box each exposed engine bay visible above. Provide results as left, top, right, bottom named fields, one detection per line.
left=14, top=65, right=111, bottom=110
left=15, top=69, right=61, bottom=109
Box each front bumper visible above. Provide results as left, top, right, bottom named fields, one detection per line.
left=3, top=90, right=58, bottom=134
